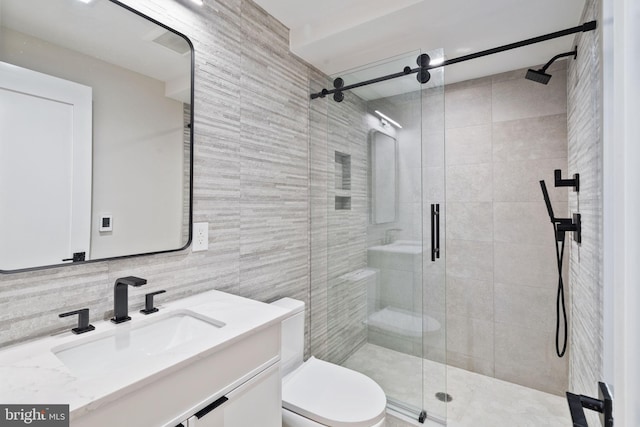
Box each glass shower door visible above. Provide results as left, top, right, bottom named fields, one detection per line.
left=421, top=52, right=447, bottom=423
left=311, top=49, right=446, bottom=423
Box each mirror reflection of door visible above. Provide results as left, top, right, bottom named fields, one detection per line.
left=0, top=62, right=92, bottom=270
left=0, top=0, right=193, bottom=272
left=370, top=130, right=397, bottom=224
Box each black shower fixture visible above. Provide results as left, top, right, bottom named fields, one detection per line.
left=332, top=77, right=345, bottom=102
left=566, top=382, right=614, bottom=427
left=525, top=68, right=552, bottom=85
left=311, top=20, right=596, bottom=101
left=540, top=174, right=582, bottom=359
left=554, top=168, right=580, bottom=192
left=416, top=53, right=431, bottom=84
left=540, top=180, right=581, bottom=244
left=526, top=47, right=578, bottom=85
left=320, top=53, right=432, bottom=103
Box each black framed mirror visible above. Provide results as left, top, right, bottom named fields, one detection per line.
left=0, top=0, right=194, bottom=272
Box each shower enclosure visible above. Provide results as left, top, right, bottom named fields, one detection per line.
left=309, top=50, right=447, bottom=423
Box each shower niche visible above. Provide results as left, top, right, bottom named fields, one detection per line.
left=334, top=151, right=351, bottom=210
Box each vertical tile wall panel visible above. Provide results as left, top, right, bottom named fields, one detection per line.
left=238, top=0, right=309, bottom=305
left=567, top=2, right=603, bottom=425
left=308, top=70, right=330, bottom=360
left=324, top=94, right=369, bottom=364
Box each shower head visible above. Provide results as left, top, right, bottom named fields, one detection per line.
left=525, top=47, right=578, bottom=84
left=526, top=69, right=552, bottom=85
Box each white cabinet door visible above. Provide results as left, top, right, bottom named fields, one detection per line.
left=186, top=397, right=225, bottom=427
left=187, top=363, right=281, bottom=427
left=0, top=62, right=92, bottom=270
left=223, top=363, right=281, bottom=427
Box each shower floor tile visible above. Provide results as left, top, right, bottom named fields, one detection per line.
left=343, top=343, right=571, bottom=427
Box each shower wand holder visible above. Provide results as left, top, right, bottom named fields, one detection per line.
left=554, top=169, right=580, bottom=192
left=566, top=382, right=613, bottom=427
left=540, top=180, right=582, bottom=243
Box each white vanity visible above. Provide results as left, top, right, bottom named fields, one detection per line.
left=0, top=290, right=288, bottom=426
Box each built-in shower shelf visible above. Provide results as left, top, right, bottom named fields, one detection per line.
left=335, top=151, right=351, bottom=210
left=365, top=306, right=440, bottom=338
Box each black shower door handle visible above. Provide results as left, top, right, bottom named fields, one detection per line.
left=431, top=204, right=440, bottom=261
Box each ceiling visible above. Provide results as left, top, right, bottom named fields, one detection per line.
left=1, top=0, right=191, bottom=101
left=252, top=0, right=586, bottom=97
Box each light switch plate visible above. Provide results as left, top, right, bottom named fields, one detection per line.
left=192, top=222, right=208, bottom=252
left=99, top=214, right=113, bottom=232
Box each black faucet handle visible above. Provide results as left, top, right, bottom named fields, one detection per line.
left=116, top=276, right=147, bottom=287
left=140, top=290, right=166, bottom=315
left=59, top=308, right=95, bottom=334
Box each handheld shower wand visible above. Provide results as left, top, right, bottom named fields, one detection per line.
left=539, top=180, right=568, bottom=357
left=539, top=180, right=581, bottom=358
left=540, top=180, right=582, bottom=242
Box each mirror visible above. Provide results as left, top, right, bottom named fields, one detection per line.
left=0, top=0, right=193, bottom=272
left=369, top=130, right=397, bottom=224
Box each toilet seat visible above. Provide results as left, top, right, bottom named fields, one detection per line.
left=282, top=357, right=387, bottom=427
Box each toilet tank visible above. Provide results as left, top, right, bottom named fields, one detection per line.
left=270, top=298, right=305, bottom=377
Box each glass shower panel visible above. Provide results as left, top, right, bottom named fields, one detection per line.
left=363, top=68, right=424, bottom=416
left=421, top=52, right=447, bottom=423
left=313, top=49, right=446, bottom=423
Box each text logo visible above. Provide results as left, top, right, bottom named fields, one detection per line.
left=0, top=405, right=68, bottom=427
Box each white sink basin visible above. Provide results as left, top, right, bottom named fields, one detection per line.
left=52, top=310, right=225, bottom=377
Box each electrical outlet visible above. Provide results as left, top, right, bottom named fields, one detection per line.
left=192, top=222, right=208, bottom=252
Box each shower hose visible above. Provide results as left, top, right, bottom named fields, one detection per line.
left=553, top=227, right=568, bottom=358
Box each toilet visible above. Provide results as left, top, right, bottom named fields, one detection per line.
left=271, top=298, right=387, bottom=427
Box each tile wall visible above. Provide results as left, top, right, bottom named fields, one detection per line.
left=308, top=77, right=370, bottom=363
left=567, top=0, right=604, bottom=424
left=444, top=63, right=570, bottom=395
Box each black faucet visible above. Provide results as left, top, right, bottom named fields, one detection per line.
left=111, top=276, right=147, bottom=324
left=140, top=290, right=166, bottom=315
left=59, top=308, right=95, bottom=334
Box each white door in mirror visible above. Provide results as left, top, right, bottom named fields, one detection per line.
left=0, top=62, right=92, bottom=269
left=193, top=222, right=209, bottom=252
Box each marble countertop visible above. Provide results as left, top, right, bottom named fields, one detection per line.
left=0, top=290, right=288, bottom=418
